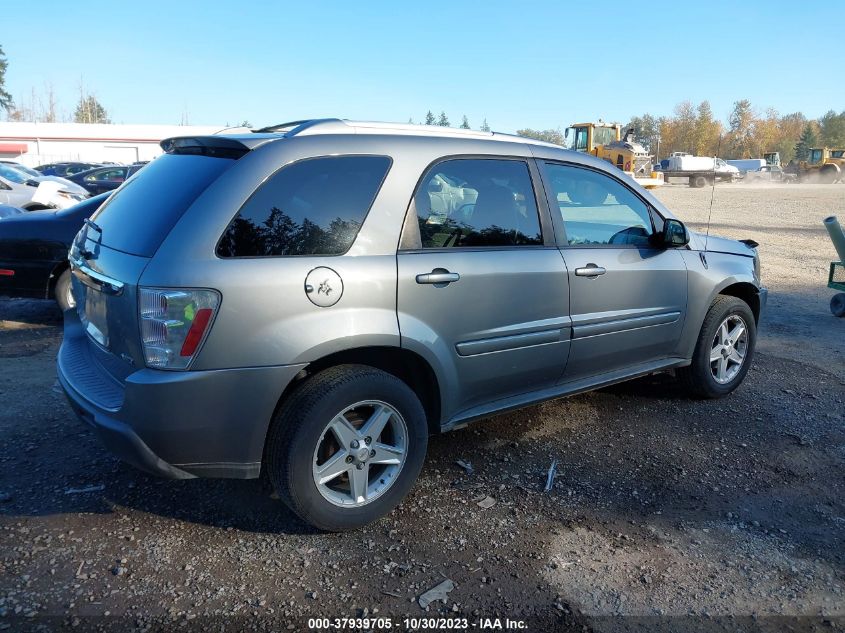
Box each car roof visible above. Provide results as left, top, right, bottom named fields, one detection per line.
left=160, top=118, right=633, bottom=186
left=165, top=118, right=565, bottom=152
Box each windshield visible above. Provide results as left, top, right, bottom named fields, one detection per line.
left=0, top=164, right=30, bottom=184
left=570, top=127, right=589, bottom=151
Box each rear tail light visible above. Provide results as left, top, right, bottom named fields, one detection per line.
left=139, top=287, right=220, bottom=370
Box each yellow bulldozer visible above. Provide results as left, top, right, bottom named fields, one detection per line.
left=794, top=148, right=845, bottom=183
left=564, top=122, right=664, bottom=188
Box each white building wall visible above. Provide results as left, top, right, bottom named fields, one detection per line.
left=0, top=122, right=239, bottom=167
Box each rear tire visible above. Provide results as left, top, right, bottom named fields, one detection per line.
left=265, top=364, right=428, bottom=531
left=55, top=269, right=75, bottom=312
left=678, top=295, right=756, bottom=398
left=692, top=176, right=707, bottom=188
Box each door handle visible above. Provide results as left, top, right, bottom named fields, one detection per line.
left=574, top=265, right=607, bottom=277
left=416, top=270, right=460, bottom=285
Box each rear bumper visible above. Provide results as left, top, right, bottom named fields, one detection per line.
left=58, top=311, right=306, bottom=479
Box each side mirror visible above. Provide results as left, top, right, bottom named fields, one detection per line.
left=662, top=218, right=689, bottom=247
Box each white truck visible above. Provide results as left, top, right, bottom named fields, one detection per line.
left=658, top=153, right=741, bottom=187
left=727, top=158, right=766, bottom=173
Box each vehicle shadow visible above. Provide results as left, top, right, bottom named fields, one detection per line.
left=0, top=297, right=63, bottom=325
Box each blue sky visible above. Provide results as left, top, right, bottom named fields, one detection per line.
left=3, top=1, right=842, bottom=132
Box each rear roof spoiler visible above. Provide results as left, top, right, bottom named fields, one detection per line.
left=160, top=136, right=255, bottom=158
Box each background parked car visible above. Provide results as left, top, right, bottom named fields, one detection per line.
left=0, top=193, right=108, bottom=310
left=67, top=164, right=144, bottom=195
left=0, top=164, right=89, bottom=210
left=35, top=162, right=102, bottom=177
left=1, top=161, right=91, bottom=193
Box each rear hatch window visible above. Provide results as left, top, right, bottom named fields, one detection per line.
left=89, top=154, right=235, bottom=257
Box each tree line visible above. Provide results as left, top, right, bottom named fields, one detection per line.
left=626, top=100, right=845, bottom=162
left=518, top=102, right=845, bottom=163
left=410, top=110, right=490, bottom=132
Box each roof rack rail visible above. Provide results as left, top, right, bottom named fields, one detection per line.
left=252, top=119, right=344, bottom=135
left=246, top=118, right=560, bottom=147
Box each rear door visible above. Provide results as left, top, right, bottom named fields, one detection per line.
left=538, top=161, right=688, bottom=381
left=397, top=157, right=570, bottom=419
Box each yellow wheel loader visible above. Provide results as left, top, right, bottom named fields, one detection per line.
left=564, top=122, right=664, bottom=188
left=797, top=148, right=845, bottom=183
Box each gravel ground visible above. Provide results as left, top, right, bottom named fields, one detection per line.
left=1, top=183, right=843, bottom=632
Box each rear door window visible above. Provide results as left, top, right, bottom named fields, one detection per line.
left=217, top=155, right=391, bottom=257
left=90, top=154, right=235, bottom=257
left=411, top=158, right=542, bottom=249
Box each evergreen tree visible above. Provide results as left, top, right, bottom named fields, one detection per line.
left=437, top=111, right=450, bottom=127
left=479, top=118, right=490, bottom=132
left=74, top=94, right=110, bottom=124
left=0, top=45, right=12, bottom=113
left=460, top=115, right=470, bottom=129
left=794, top=124, right=817, bottom=161
left=424, top=110, right=436, bottom=125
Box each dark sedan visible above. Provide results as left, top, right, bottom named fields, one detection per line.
left=0, top=193, right=108, bottom=310
left=67, top=164, right=144, bottom=195
left=35, top=162, right=102, bottom=177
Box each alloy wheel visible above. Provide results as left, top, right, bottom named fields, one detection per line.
left=311, top=400, right=408, bottom=507
left=709, top=314, right=748, bottom=384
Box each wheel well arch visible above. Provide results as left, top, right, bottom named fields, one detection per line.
left=718, top=282, right=760, bottom=323
left=275, top=346, right=442, bottom=435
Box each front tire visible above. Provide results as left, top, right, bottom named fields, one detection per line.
left=265, top=365, right=428, bottom=531
left=678, top=295, right=756, bottom=398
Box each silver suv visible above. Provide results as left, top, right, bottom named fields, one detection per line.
left=58, top=120, right=767, bottom=531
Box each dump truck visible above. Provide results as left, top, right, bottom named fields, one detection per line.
left=563, top=122, right=664, bottom=188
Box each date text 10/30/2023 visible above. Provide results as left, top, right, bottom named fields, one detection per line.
left=307, top=617, right=529, bottom=630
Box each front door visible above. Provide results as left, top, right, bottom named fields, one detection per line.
left=538, top=161, right=688, bottom=381
left=397, top=157, right=570, bottom=420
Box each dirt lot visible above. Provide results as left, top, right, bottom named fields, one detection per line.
left=1, top=184, right=843, bottom=632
